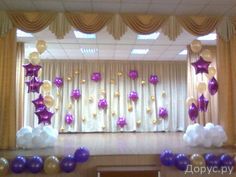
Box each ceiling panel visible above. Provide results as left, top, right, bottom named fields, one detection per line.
left=3, top=0, right=36, bottom=10
left=120, top=3, right=149, bottom=13
left=175, top=4, right=206, bottom=15
left=33, top=0, right=64, bottom=11
left=200, top=4, right=233, bottom=15
left=92, top=2, right=120, bottom=12
left=63, top=1, right=92, bottom=11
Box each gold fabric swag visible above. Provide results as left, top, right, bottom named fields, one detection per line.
left=0, top=11, right=235, bottom=41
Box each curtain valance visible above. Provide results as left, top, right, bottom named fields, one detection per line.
left=1, top=11, right=236, bottom=41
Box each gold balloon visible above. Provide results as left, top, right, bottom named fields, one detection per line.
left=100, top=89, right=106, bottom=95
left=29, top=51, right=40, bottom=65
left=101, top=125, right=106, bottom=129
left=36, top=40, right=47, bottom=54
left=190, top=154, right=205, bottom=167
left=190, top=40, right=202, bottom=53
left=44, top=156, right=60, bottom=175
left=60, top=127, right=64, bottom=132
left=200, top=49, right=212, bottom=62
left=81, top=79, right=86, bottom=84
left=146, top=107, right=152, bottom=114
left=162, top=91, right=166, bottom=97
left=74, top=70, right=79, bottom=75
left=114, top=91, right=120, bottom=97
left=44, top=95, right=55, bottom=108
left=208, top=66, right=216, bottom=77
left=197, top=82, right=207, bottom=93
left=112, top=111, right=116, bottom=116
left=110, top=79, right=115, bottom=84
left=186, top=96, right=197, bottom=106
left=141, top=80, right=146, bottom=85
left=42, top=80, right=52, bottom=93
left=67, top=77, right=72, bottom=81
left=82, top=117, right=86, bottom=122
left=0, top=157, right=9, bottom=176
left=128, top=105, right=133, bottom=112
left=67, top=103, right=72, bottom=110
left=152, top=119, right=157, bottom=124
left=117, top=72, right=123, bottom=76
left=93, top=112, right=97, bottom=117
left=151, top=96, right=155, bottom=101
left=136, top=120, right=141, bottom=125
left=38, top=68, right=42, bottom=78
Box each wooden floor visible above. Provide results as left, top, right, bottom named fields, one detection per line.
left=0, top=132, right=235, bottom=158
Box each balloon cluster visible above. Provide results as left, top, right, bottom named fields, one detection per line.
left=160, top=149, right=235, bottom=171
left=159, top=107, right=168, bottom=119
left=98, top=98, right=108, bottom=110
left=129, top=91, right=139, bottom=102
left=183, top=123, right=227, bottom=148
left=128, top=70, right=138, bottom=80
left=117, top=117, right=127, bottom=129
left=91, top=72, right=102, bottom=82
left=16, top=125, right=58, bottom=149
left=0, top=147, right=90, bottom=175
left=71, top=89, right=81, bottom=100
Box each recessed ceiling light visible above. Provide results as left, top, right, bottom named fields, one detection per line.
left=80, top=48, right=98, bottom=55
left=179, top=49, right=187, bottom=55
left=197, top=33, right=216, bottom=41
left=137, top=32, right=160, bottom=40
left=131, top=49, right=149, bottom=55
left=74, top=31, right=96, bottom=39
left=17, top=29, right=33, bottom=37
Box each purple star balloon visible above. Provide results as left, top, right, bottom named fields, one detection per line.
left=149, top=74, right=159, bottom=85
left=198, top=94, right=209, bottom=112
left=25, top=77, right=43, bottom=93
left=91, top=72, right=101, bottom=82
left=35, top=106, right=54, bottom=125
left=188, top=103, right=198, bottom=122
left=159, top=107, right=168, bottom=119
left=191, top=56, right=211, bottom=75
left=129, top=91, right=139, bottom=102
left=32, top=94, right=45, bottom=110
left=65, top=113, right=74, bottom=125
left=71, top=89, right=81, bottom=100
left=128, top=70, right=138, bottom=80
left=23, top=63, right=41, bottom=77
left=117, top=117, right=127, bottom=128
left=98, top=99, right=108, bottom=109
left=53, top=77, right=63, bottom=88
left=208, top=77, right=218, bottom=95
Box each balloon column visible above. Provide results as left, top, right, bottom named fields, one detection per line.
left=18, top=40, right=58, bottom=149
left=0, top=146, right=90, bottom=175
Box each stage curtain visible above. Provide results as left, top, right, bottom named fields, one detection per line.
left=7, top=12, right=56, bottom=33
left=216, top=35, right=236, bottom=145
left=65, top=12, right=112, bottom=33
left=16, top=42, right=25, bottom=131
left=0, top=28, right=17, bottom=149
left=177, top=16, right=219, bottom=36
left=187, top=46, right=218, bottom=125
left=24, top=60, right=187, bottom=132
left=0, top=11, right=13, bottom=37
left=121, top=14, right=167, bottom=34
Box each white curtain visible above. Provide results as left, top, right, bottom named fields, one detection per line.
left=24, top=60, right=187, bottom=132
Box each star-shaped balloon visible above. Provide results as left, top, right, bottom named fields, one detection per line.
left=191, top=56, right=211, bottom=74
left=35, top=106, right=54, bottom=125
left=198, top=94, right=209, bottom=112
left=25, top=77, right=43, bottom=93
left=32, top=94, right=45, bottom=110
left=23, top=63, right=41, bottom=77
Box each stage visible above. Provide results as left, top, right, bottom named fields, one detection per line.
left=0, top=132, right=235, bottom=177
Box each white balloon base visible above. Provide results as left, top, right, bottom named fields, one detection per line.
left=183, top=123, right=227, bottom=148
left=16, top=124, right=58, bottom=149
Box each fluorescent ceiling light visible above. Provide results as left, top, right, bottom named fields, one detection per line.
left=131, top=49, right=149, bottom=55
left=179, top=49, right=187, bottom=55
left=17, top=29, right=33, bottom=37
left=74, top=31, right=96, bottom=39
left=137, top=32, right=160, bottom=40
left=197, top=33, right=216, bottom=41
left=80, top=48, right=98, bottom=55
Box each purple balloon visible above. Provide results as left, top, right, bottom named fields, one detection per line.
left=74, top=147, right=90, bottom=163
left=65, top=113, right=74, bottom=125
left=129, top=91, right=139, bottom=102
left=53, top=77, right=63, bottom=88
left=188, top=103, right=198, bottom=122
left=160, top=150, right=175, bottom=166
left=117, top=117, right=127, bottom=128
left=198, top=94, right=209, bottom=112
left=191, top=56, right=211, bottom=75
left=205, top=153, right=220, bottom=168
left=159, top=107, right=168, bottom=119
left=128, top=70, right=138, bottom=80
left=149, top=74, right=159, bottom=85
left=32, top=94, right=45, bottom=110
left=11, top=156, right=27, bottom=173
left=220, top=154, right=234, bottom=169
left=71, top=89, right=81, bottom=100
left=25, top=77, right=43, bottom=93
left=35, top=106, right=54, bottom=125
left=91, top=72, right=101, bottom=82
left=23, top=63, right=41, bottom=77
left=27, top=156, right=43, bottom=173
left=60, top=155, right=76, bottom=173
left=175, top=154, right=190, bottom=171
left=208, top=77, right=218, bottom=95
left=98, top=99, right=108, bottom=109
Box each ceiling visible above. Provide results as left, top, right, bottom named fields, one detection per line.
left=1, top=0, right=236, bottom=15
left=3, top=0, right=220, bottom=61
